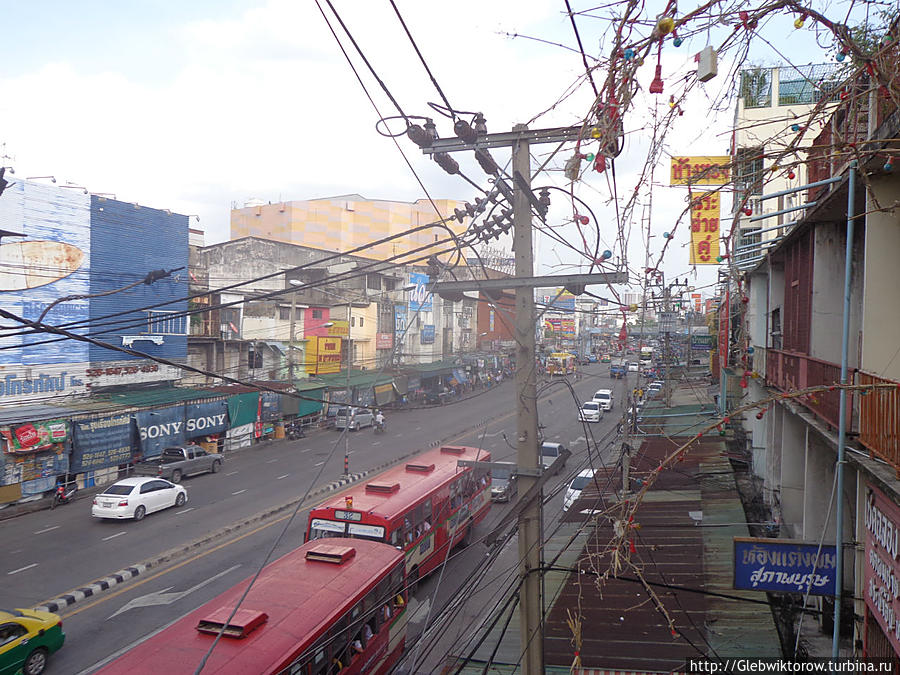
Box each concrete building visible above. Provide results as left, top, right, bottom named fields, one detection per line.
left=733, top=50, right=900, bottom=657
left=230, top=194, right=468, bottom=262
left=732, top=63, right=840, bottom=265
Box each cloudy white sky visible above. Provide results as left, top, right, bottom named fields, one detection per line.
left=0, top=0, right=865, bottom=299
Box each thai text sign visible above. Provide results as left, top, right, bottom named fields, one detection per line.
left=864, top=483, right=900, bottom=651
left=421, top=325, right=435, bottom=344
left=733, top=537, right=835, bottom=595
left=408, top=273, right=432, bottom=312
left=71, top=415, right=134, bottom=472
left=691, top=335, right=714, bottom=350
left=375, top=333, right=393, bottom=350
left=307, top=336, right=342, bottom=375
left=689, top=192, right=721, bottom=264
left=670, top=156, right=732, bottom=185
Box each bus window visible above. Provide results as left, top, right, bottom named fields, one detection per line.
left=309, top=519, right=346, bottom=540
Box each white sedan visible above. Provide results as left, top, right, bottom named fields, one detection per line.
left=91, top=477, right=187, bottom=521
left=578, top=401, right=602, bottom=422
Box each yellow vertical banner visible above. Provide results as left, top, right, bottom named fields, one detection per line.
left=689, top=192, right=721, bottom=264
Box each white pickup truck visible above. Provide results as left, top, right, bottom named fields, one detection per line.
left=133, top=445, right=222, bottom=483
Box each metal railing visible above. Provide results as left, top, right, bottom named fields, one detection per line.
left=766, top=349, right=853, bottom=430
left=858, top=370, right=900, bottom=478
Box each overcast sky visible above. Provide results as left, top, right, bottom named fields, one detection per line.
left=1, top=1, right=865, bottom=300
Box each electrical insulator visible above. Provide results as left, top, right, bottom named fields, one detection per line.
left=474, top=148, right=499, bottom=176
left=423, top=118, right=438, bottom=140
left=538, top=188, right=551, bottom=214
left=454, top=119, right=477, bottom=144
left=433, top=152, right=459, bottom=175
left=454, top=207, right=468, bottom=223
left=407, top=124, right=432, bottom=149
left=473, top=112, right=487, bottom=135
left=464, top=202, right=478, bottom=218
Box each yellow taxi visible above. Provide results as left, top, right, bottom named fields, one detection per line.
left=0, top=608, right=65, bottom=675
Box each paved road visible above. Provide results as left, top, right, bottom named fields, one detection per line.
left=2, top=363, right=641, bottom=674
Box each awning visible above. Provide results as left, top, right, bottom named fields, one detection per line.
left=262, top=341, right=285, bottom=355
left=452, top=368, right=468, bottom=384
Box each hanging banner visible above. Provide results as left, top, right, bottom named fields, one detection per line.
left=692, top=293, right=702, bottom=312
left=670, top=156, right=732, bottom=185
left=734, top=537, right=836, bottom=596
left=1, top=419, right=69, bottom=454
left=184, top=400, right=228, bottom=438
left=408, top=273, right=432, bottom=312
left=135, top=408, right=185, bottom=459
left=560, top=318, right=576, bottom=338
left=260, top=391, right=281, bottom=421
left=71, top=415, right=134, bottom=473
left=689, top=192, right=721, bottom=264
left=421, top=325, right=435, bottom=344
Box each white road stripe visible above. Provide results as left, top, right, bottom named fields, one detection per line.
left=276, top=474, right=289, bottom=480
left=7, top=563, right=37, bottom=575
left=34, top=525, right=60, bottom=535
left=372, top=441, right=381, bottom=446
left=300, top=448, right=311, bottom=453
left=225, top=471, right=239, bottom=476
left=415, top=426, right=422, bottom=431
left=232, top=489, right=247, bottom=495
left=175, top=507, right=194, bottom=515
left=313, top=461, right=324, bottom=467
left=266, top=459, right=278, bottom=464
left=102, top=532, right=127, bottom=542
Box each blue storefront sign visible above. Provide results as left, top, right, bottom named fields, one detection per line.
left=134, top=408, right=185, bottom=459
left=408, top=273, right=432, bottom=312
left=421, top=325, right=435, bottom=344
left=260, top=392, right=281, bottom=421
left=733, top=537, right=836, bottom=596
left=71, top=414, right=135, bottom=472
left=185, top=400, right=228, bottom=438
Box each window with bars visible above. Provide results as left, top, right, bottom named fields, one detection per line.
left=735, top=147, right=765, bottom=206
left=145, top=310, right=187, bottom=335
left=740, top=68, right=772, bottom=108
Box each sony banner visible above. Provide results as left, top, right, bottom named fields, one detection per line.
left=184, top=400, right=228, bottom=439
left=134, top=407, right=185, bottom=460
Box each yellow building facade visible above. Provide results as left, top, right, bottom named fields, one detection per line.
left=231, top=194, right=467, bottom=262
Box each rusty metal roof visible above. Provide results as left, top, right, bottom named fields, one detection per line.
left=544, top=436, right=781, bottom=671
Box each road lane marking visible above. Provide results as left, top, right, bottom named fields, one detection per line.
left=276, top=474, right=289, bottom=480
left=301, top=448, right=311, bottom=453
left=225, top=471, right=238, bottom=476
left=266, top=459, right=279, bottom=464
left=231, top=489, right=247, bottom=495
left=108, top=564, right=242, bottom=619
left=175, top=508, right=194, bottom=515
left=415, top=426, right=422, bottom=431
left=102, top=532, right=127, bottom=542
left=372, top=441, right=381, bottom=446
left=314, top=461, right=324, bottom=467
left=34, top=525, right=60, bottom=535
left=7, top=563, right=37, bottom=575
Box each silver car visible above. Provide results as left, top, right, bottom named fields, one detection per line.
left=334, top=406, right=374, bottom=430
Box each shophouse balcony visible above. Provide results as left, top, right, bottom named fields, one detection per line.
left=766, top=349, right=853, bottom=431
left=858, top=371, right=900, bottom=478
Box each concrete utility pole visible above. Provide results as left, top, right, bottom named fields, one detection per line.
left=288, top=290, right=297, bottom=382
left=511, top=124, right=543, bottom=674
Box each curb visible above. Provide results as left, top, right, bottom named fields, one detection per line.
left=32, top=421, right=492, bottom=614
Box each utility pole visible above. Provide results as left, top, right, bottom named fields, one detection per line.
left=511, top=124, right=543, bottom=674
left=344, top=300, right=352, bottom=475
left=288, top=289, right=297, bottom=382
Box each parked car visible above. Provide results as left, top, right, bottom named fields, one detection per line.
left=647, top=381, right=664, bottom=397
left=133, top=445, right=222, bottom=483
left=0, top=608, right=65, bottom=675
left=334, top=406, right=374, bottom=430
left=592, top=389, right=614, bottom=411
left=563, top=469, right=597, bottom=512
left=540, top=442, right=569, bottom=474
left=578, top=401, right=602, bottom=423
left=588, top=354, right=598, bottom=363
left=91, top=477, right=187, bottom=521
left=490, top=462, right=518, bottom=503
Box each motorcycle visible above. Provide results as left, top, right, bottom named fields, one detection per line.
left=51, top=481, right=78, bottom=509
left=373, top=419, right=386, bottom=434
left=286, top=422, right=306, bottom=440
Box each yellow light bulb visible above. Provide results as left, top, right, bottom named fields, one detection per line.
left=657, top=16, right=676, bottom=35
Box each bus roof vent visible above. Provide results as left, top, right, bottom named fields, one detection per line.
left=305, top=543, right=357, bottom=564
left=196, top=607, right=268, bottom=638
left=365, top=482, right=401, bottom=494
left=406, top=463, right=435, bottom=473
left=440, top=445, right=467, bottom=455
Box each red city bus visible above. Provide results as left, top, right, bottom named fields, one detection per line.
left=96, top=539, right=406, bottom=675
left=307, top=445, right=491, bottom=587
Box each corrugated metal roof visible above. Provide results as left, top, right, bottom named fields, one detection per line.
left=543, top=437, right=780, bottom=670
left=0, top=403, right=79, bottom=425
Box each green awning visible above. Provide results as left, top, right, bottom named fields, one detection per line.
left=227, top=392, right=259, bottom=427
left=312, top=370, right=394, bottom=390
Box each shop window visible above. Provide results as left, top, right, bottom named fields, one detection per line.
left=312, top=309, right=323, bottom=319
